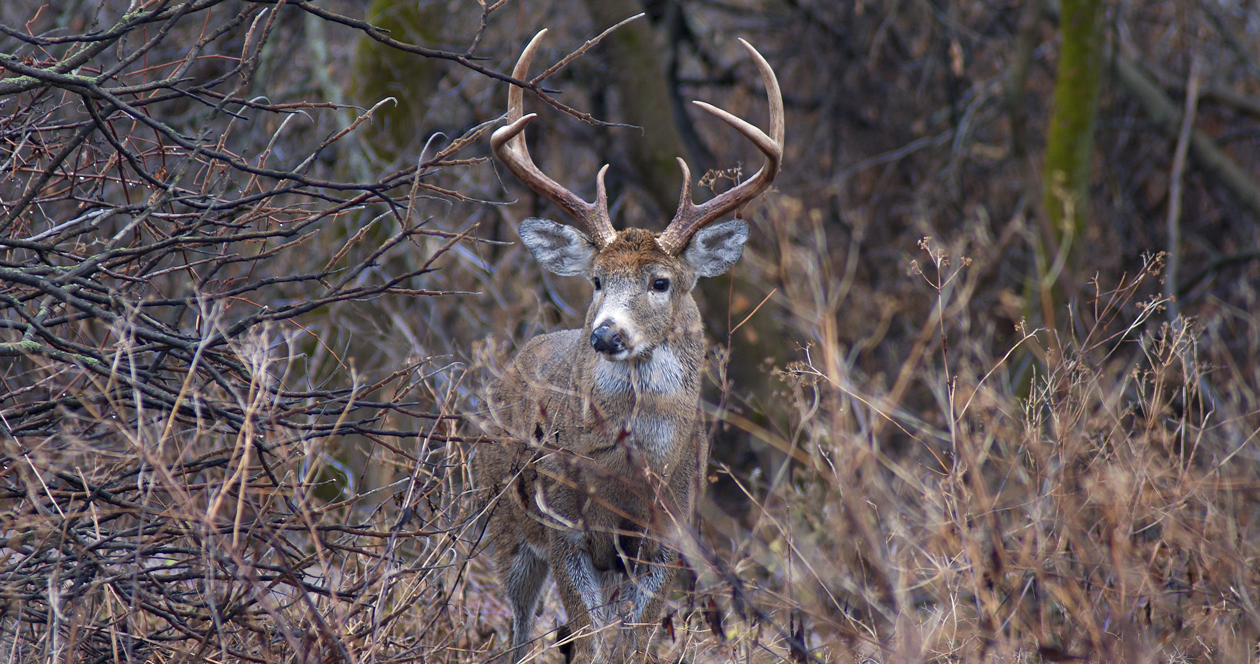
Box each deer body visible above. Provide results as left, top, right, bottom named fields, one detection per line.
left=475, top=30, right=782, bottom=664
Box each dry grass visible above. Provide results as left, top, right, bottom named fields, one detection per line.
left=701, top=221, right=1260, bottom=662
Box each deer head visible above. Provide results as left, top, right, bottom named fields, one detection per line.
left=491, top=30, right=783, bottom=361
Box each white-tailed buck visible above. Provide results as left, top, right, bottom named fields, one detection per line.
left=476, top=29, right=782, bottom=664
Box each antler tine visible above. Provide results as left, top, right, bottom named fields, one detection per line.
left=491, top=29, right=618, bottom=247
left=657, top=39, right=784, bottom=255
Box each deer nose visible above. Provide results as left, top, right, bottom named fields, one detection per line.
left=590, top=324, right=626, bottom=355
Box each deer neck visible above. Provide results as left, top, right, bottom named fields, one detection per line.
left=576, top=299, right=704, bottom=461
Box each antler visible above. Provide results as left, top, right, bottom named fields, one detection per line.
left=656, top=40, right=784, bottom=256
left=491, top=30, right=618, bottom=248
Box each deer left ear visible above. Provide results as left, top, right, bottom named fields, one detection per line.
left=683, top=219, right=750, bottom=278
left=518, top=218, right=598, bottom=276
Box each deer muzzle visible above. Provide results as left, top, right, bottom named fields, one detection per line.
left=590, top=324, right=627, bottom=356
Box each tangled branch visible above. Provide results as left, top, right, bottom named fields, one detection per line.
left=0, top=2, right=513, bottom=661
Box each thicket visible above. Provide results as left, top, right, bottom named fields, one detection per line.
left=1, top=0, right=1258, bottom=662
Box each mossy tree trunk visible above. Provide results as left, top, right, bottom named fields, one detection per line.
left=1039, top=0, right=1104, bottom=326
left=351, top=0, right=447, bottom=163
left=317, top=0, right=447, bottom=493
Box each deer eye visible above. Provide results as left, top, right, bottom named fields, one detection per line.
left=651, top=278, right=670, bottom=292
left=592, top=277, right=602, bottom=290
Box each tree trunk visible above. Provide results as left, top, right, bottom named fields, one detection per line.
left=1040, top=0, right=1104, bottom=325
left=581, top=0, right=688, bottom=216
left=350, top=0, right=447, bottom=163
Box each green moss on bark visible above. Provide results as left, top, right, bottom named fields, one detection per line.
left=350, top=0, right=447, bottom=162
left=1043, top=0, right=1104, bottom=242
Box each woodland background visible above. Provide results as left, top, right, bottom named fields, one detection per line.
left=2, top=0, right=1259, bottom=662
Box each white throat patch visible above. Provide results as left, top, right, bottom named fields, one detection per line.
left=593, top=345, right=685, bottom=396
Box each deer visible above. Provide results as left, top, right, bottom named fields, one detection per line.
left=474, top=29, right=782, bottom=664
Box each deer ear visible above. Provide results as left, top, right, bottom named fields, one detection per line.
left=683, top=219, right=750, bottom=278
left=518, top=218, right=598, bottom=276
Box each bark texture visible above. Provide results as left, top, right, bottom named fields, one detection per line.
left=582, top=0, right=688, bottom=216
left=1042, top=0, right=1104, bottom=242
left=351, top=0, right=447, bottom=161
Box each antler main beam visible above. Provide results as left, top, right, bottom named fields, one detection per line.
left=490, top=30, right=618, bottom=248
left=656, top=40, right=784, bottom=256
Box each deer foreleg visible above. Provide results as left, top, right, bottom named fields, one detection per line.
left=563, top=547, right=617, bottom=626
left=623, top=545, right=678, bottom=622
left=504, top=546, right=549, bottom=663
left=551, top=533, right=619, bottom=663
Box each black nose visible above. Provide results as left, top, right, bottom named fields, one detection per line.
left=590, top=324, right=625, bottom=354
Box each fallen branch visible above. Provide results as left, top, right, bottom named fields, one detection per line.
left=1112, top=51, right=1260, bottom=220
left=1178, top=249, right=1260, bottom=297
left=1165, top=53, right=1202, bottom=319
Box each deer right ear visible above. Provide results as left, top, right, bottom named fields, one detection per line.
left=518, top=218, right=599, bottom=276
left=683, top=219, right=750, bottom=278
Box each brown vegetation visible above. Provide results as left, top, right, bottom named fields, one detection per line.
left=1, top=0, right=1258, bottom=662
